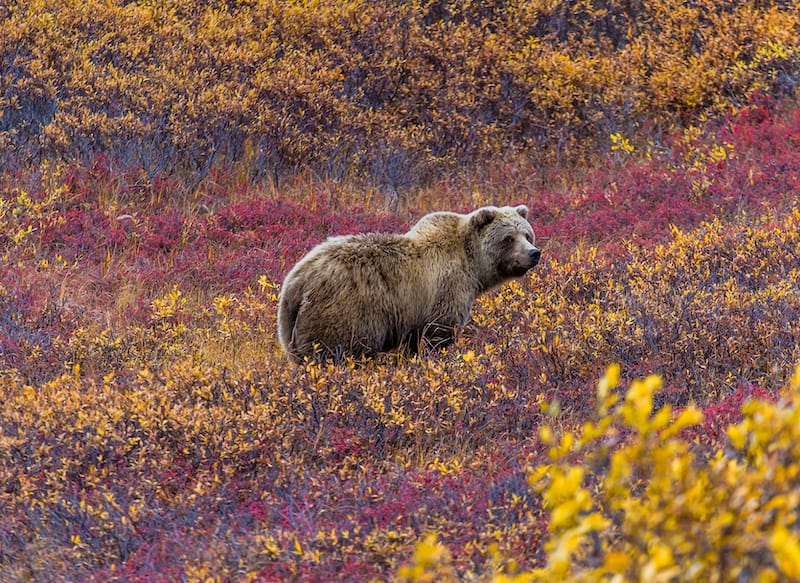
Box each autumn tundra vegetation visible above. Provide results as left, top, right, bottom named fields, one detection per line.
left=2, top=0, right=800, bottom=580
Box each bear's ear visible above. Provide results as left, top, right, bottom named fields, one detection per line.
left=470, top=208, right=497, bottom=230
left=515, top=205, right=529, bottom=219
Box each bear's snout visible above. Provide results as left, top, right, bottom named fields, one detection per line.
left=529, top=247, right=541, bottom=265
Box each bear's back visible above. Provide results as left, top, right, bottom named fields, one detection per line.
left=408, top=212, right=463, bottom=245
left=321, top=232, right=421, bottom=264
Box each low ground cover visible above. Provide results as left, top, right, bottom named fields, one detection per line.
left=1, top=95, right=800, bottom=579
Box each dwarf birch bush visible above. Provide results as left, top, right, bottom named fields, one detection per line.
left=516, top=364, right=800, bottom=581
left=3, top=0, right=800, bottom=191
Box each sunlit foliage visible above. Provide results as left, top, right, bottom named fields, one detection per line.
left=3, top=2, right=800, bottom=580
left=514, top=364, right=800, bottom=581
left=2, top=99, right=800, bottom=578
left=2, top=0, right=799, bottom=193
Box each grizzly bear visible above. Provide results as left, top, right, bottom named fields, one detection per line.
left=277, top=205, right=541, bottom=361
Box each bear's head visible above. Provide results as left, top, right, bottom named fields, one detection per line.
left=468, top=205, right=541, bottom=288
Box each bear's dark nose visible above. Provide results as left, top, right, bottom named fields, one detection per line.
left=529, top=247, right=541, bottom=264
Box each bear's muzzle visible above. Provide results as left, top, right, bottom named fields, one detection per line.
left=529, top=247, right=541, bottom=266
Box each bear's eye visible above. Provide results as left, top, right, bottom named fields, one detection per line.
left=503, top=235, right=515, bottom=245
left=525, top=234, right=534, bottom=244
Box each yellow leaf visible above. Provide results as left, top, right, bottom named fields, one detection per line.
left=527, top=464, right=551, bottom=488
left=550, top=500, right=581, bottom=530
left=649, top=405, right=672, bottom=432
left=650, top=544, right=674, bottom=569
left=727, top=423, right=748, bottom=450
left=597, top=363, right=621, bottom=401
left=661, top=406, right=703, bottom=440
left=791, top=363, right=800, bottom=391
left=771, top=527, right=800, bottom=578
left=604, top=551, right=630, bottom=572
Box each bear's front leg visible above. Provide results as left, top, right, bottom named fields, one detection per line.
left=400, top=320, right=459, bottom=356
left=420, top=321, right=458, bottom=352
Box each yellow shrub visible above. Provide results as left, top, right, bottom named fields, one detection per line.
left=522, top=364, right=800, bottom=581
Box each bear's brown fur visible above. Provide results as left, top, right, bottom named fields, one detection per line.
left=277, top=205, right=540, bottom=361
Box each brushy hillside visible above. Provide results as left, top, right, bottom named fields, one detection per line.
left=3, top=1, right=800, bottom=581
left=2, top=95, right=800, bottom=580
left=3, top=0, right=800, bottom=195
